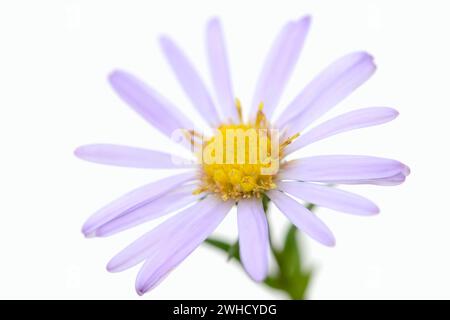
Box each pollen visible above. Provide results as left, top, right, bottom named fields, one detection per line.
left=193, top=101, right=299, bottom=200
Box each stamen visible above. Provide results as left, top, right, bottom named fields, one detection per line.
left=184, top=129, right=203, bottom=148
left=235, top=98, right=243, bottom=123
left=255, top=102, right=268, bottom=127
left=280, top=132, right=300, bottom=149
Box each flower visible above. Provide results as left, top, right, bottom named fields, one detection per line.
left=75, top=16, right=409, bottom=296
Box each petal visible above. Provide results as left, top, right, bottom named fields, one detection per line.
left=81, top=172, right=197, bottom=237
left=277, top=181, right=379, bottom=215
left=237, top=198, right=269, bottom=281
left=134, top=198, right=233, bottom=295
left=332, top=172, right=409, bottom=186
left=160, top=36, right=221, bottom=126
left=284, top=107, right=399, bottom=154
left=279, top=155, right=407, bottom=182
left=267, top=190, right=335, bottom=246
left=251, top=16, right=311, bottom=118
left=74, top=144, right=193, bottom=169
left=276, top=52, right=376, bottom=135
left=109, top=70, right=195, bottom=138
left=206, top=18, right=239, bottom=123
left=106, top=197, right=213, bottom=273
left=95, top=184, right=201, bottom=237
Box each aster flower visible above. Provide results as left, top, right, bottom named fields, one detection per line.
left=76, top=16, right=409, bottom=296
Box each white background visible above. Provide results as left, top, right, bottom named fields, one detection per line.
left=0, top=0, right=449, bottom=299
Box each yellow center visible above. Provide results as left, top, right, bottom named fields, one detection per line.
left=193, top=101, right=299, bottom=201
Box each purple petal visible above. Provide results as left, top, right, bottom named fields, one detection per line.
left=251, top=16, right=311, bottom=118
left=109, top=70, right=195, bottom=138
left=277, top=181, right=379, bottom=215
left=81, top=172, right=197, bottom=237
left=267, top=190, right=335, bottom=246
left=160, top=36, right=221, bottom=126
left=106, top=197, right=213, bottom=273
left=74, top=144, right=193, bottom=169
left=107, top=196, right=229, bottom=273
left=134, top=198, right=233, bottom=295
left=237, top=199, right=269, bottom=281
left=285, top=107, right=399, bottom=154
left=95, top=184, right=201, bottom=237
left=279, top=155, right=407, bottom=182
left=276, top=52, right=376, bottom=135
left=333, top=172, right=409, bottom=186
left=206, top=18, right=239, bottom=123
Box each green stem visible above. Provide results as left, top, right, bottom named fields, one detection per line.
left=204, top=199, right=316, bottom=300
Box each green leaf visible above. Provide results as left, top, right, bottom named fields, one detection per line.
left=276, top=223, right=314, bottom=300
left=287, top=269, right=313, bottom=300
left=280, top=225, right=301, bottom=279
left=264, top=276, right=282, bottom=290
left=204, top=237, right=240, bottom=261
left=227, top=241, right=240, bottom=261
left=204, top=237, right=231, bottom=253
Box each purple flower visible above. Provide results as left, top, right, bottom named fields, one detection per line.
left=75, top=16, right=409, bottom=295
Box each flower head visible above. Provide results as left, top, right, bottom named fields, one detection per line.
left=76, top=16, right=409, bottom=295
left=195, top=101, right=299, bottom=200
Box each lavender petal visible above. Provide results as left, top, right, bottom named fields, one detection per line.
left=160, top=36, right=221, bottom=126
left=279, top=155, right=407, bottom=182
left=237, top=199, right=269, bottom=281
left=285, top=107, right=399, bottom=154
left=95, top=184, right=202, bottom=237
left=251, top=16, right=311, bottom=118
left=277, top=181, right=379, bottom=215
left=276, top=52, right=376, bottom=135
left=74, top=144, right=192, bottom=169
left=267, top=190, right=335, bottom=246
left=206, top=18, right=239, bottom=123
left=106, top=197, right=216, bottom=273
left=109, top=70, right=195, bottom=138
left=81, top=172, right=197, bottom=237
left=331, top=172, right=409, bottom=186
left=134, top=198, right=233, bottom=295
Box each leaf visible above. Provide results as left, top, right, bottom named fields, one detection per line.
left=264, top=276, right=283, bottom=290
left=204, top=237, right=231, bottom=252
left=204, top=237, right=240, bottom=261
left=227, top=241, right=240, bottom=261
left=277, top=223, right=314, bottom=300
left=280, top=225, right=301, bottom=279
left=288, top=269, right=313, bottom=300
